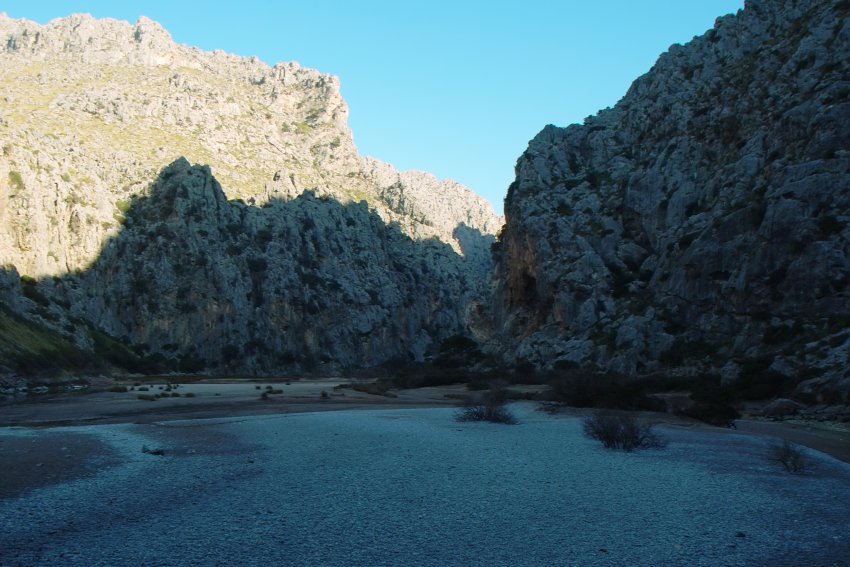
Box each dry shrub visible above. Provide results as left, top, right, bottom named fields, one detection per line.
left=769, top=438, right=810, bottom=474
left=455, top=390, right=517, bottom=425
left=582, top=411, right=665, bottom=452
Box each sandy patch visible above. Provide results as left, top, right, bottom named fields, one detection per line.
left=0, top=379, right=458, bottom=428
left=0, top=429, right=120, bottom=499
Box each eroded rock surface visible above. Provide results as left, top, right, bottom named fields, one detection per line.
left=0, top=14, right=500, bottom=374
left=493, top=0, right=850, bottom=391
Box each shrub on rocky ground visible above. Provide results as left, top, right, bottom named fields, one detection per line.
left=769, top=438, right=810, bottom=474
left=455, top=390, right=517, bottom=425
left=582, top=411, right=665, bottom=452
left=547, top=370, right=666, bottom=412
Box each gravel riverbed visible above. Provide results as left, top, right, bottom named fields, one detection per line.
left=1, top=404, right=849, bottom=566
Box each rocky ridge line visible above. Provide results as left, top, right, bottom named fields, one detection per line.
left=0, top=12, right=501, bottom=277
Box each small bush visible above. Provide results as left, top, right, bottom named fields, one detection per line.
left=549, top=371, right=665, bottom=411
left=320, top=390, right=329, bottom=399
left=769, top=438, right=810, bottom=474
left=8, top=170, right=25, bottom=192
left=184, top=392, right=195, bottom=398
left=582, top=411, right=665, bottom=452
left=21, top=282, right=51, bottom=307
left=456, top=403, right=517, bottom=425
left=137, top=394, right=157, bottom=401
left=109, top=385, right=128, bottom=393
left=433, top=334, right=485, bottom=368
left=455, top=391, right=517, bottom=425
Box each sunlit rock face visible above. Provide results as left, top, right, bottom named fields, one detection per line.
left=0, top=12, right=500, bottom=277
left=0, top=14, right=501, bottom=374
left=493, top=0, right=850, bottom=390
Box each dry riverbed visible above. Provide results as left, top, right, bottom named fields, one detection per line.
left=1, top=402, right=849, bottom=566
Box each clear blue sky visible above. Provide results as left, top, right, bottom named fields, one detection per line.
left=5, top=1, right=744, bottom=213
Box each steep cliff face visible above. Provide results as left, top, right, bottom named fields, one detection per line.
left=494, top=0, right=850, bottom=389
left=0, top=13, right=500, bottom=375
left=51, top=159, right=477, bottom=373
left=0, top=13, right=500, bottom=277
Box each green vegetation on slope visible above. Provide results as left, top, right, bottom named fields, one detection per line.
left=0, top=303, right=182, bottom=377
left=0, top=304, right=101, bottom=376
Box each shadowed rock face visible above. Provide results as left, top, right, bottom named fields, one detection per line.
left=2, top=159, right=492, bottom=375
left=0, top=13, right=500, bottom=376
left=82, top=159, right=489, bottom=372
left=493, top=0, right=850, bottom=388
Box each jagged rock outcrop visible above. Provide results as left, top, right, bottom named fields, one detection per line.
left=55, top=159, right=479, bottom=373
left=0, top=13, right=500, bottom=374
left=1, top=158, right=489, bottom=375
left=493, top=0, right=850, bottom=393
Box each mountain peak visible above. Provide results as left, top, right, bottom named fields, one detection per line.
left=0, top=13, right=500, bottom=277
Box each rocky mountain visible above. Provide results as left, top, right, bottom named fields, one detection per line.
left=493, top=0, right=850, bottom=393
left=0, top=13, right=501, bottom=376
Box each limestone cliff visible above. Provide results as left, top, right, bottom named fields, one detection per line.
left=494, top=0, right=850, bottom=392
left=0, top=13, right=500, bottom=277
left=58, top=159, right=478, bottom=373
left=0, top=14, right=500, bottom=375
